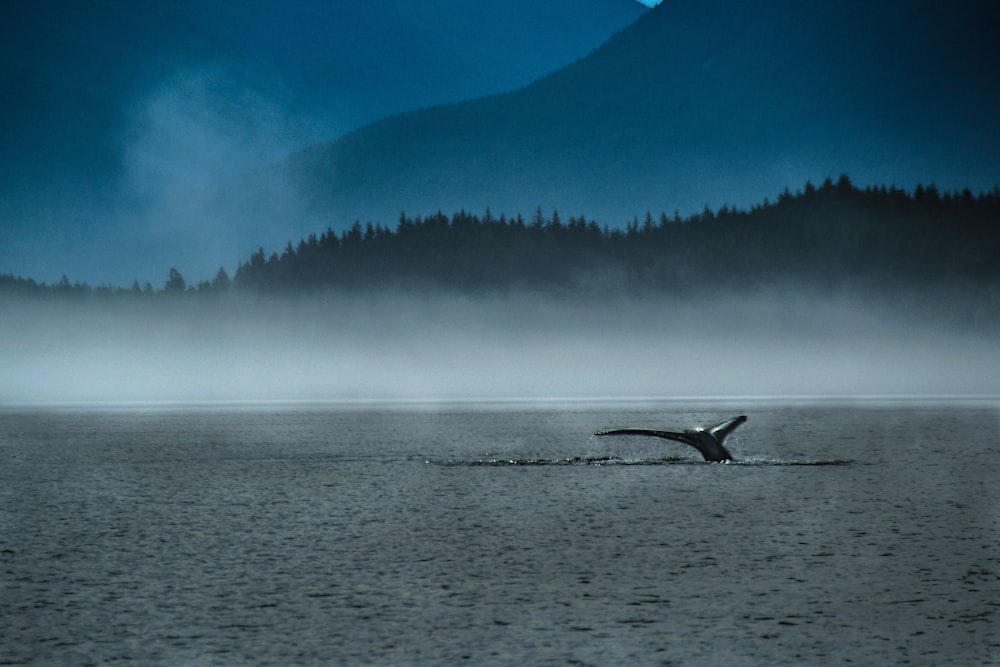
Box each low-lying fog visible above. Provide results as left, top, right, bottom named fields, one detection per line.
left=2, top=291, right=997, bottom=405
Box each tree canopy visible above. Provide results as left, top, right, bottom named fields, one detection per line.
left=3, top=177, right=998, bottom=303
left=230, top=176, right=1000, bottom=296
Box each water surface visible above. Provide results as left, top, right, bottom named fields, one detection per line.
left=1, top=401, right=997, bottom=664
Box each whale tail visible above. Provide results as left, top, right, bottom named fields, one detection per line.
left=594, top=415, right=747, bottom=462
left=707, top=415, right=747, bottom=443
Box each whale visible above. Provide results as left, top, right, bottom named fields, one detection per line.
left=594, top=415, right=747, bottom=462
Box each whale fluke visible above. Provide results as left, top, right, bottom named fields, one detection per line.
left=595, top=415, right=747, bottom=462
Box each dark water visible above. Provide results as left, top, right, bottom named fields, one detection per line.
left=1, top=401, right=998, bottom=665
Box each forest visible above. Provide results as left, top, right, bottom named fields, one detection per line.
left=3, top=176, right=999, bottom=304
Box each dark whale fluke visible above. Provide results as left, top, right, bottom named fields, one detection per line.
left=594, top=415, right=747, bottom=462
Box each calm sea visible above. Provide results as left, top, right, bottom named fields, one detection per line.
left=1, top=401, right=997, bottom=665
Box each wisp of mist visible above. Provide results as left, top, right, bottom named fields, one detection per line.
left=2, top=291, right=996, bottom=405
left=116, top=65, right=331, bottom=286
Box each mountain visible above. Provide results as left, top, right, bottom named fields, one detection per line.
left=283, top=0, right=1000, bottom=228
left=0, top=0, right=646, bottom=285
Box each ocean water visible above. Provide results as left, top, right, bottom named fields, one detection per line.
left=1, top=401, right=997, bottom=665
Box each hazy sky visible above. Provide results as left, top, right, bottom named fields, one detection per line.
left=0, top=0, right=646, bottom=286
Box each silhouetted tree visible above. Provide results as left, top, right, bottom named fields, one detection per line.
left=211, top=267, right=231, bottom=290
left=164, top=268, right=186, bottom=293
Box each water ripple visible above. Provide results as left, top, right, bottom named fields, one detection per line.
left=435, top=456, right=855, bottom=467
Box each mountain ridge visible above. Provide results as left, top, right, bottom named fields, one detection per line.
left=0, top=0, right=647, bottom=285
left=282, top=0, right=1000, bottom=229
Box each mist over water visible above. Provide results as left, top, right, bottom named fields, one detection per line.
left=2, top=291, right=996, bottom=405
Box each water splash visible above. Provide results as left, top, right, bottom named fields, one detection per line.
left=434, top=456, right=854, bottom=467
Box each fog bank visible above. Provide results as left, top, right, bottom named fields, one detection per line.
left=2, top=292, right=997, bottom=406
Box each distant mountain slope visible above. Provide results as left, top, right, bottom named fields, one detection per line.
left=286, top=0, right=1000, bottom=226
left=0, top=0, right=645, bottom=285
left=1, top=0, right=644, bottom=193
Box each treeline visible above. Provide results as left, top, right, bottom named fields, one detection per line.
left=3, top=175, right=999, bottom=299
left=231, top=175, right=1000, bottom=295
left=0, top=267, right=230, bottom=299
